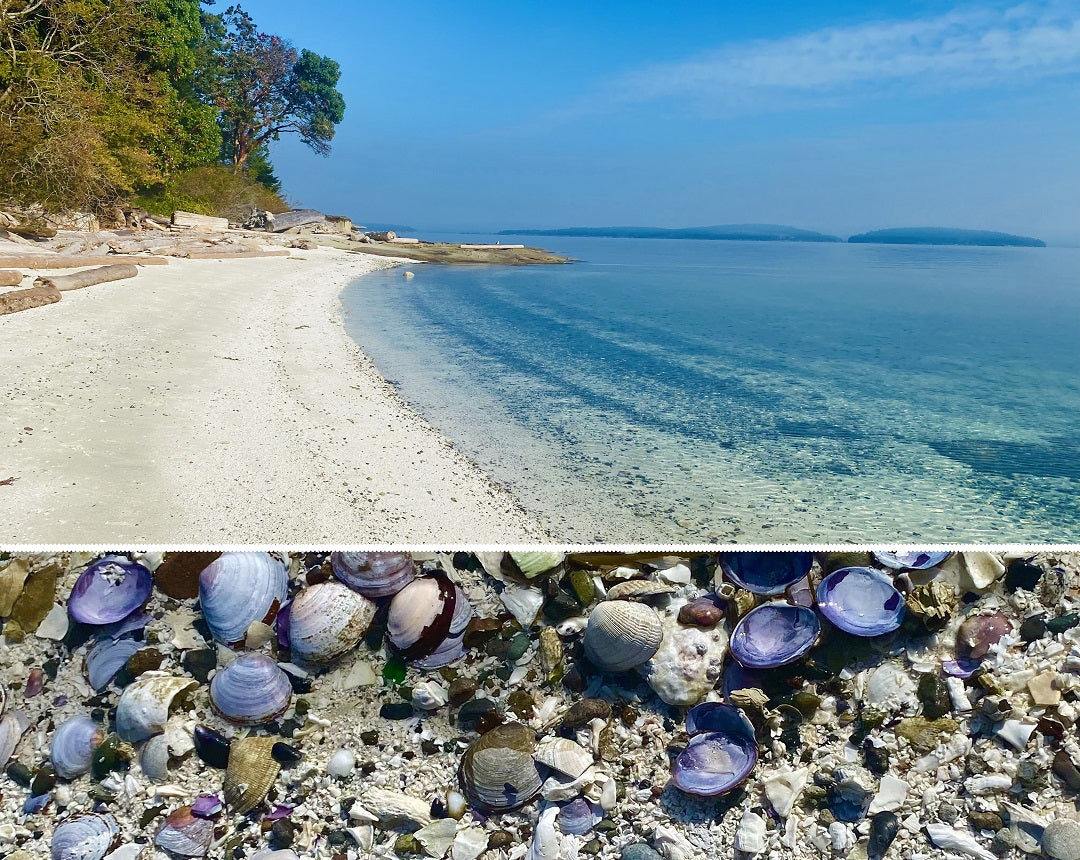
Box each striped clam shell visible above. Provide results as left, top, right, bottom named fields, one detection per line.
left=285, top=581, right=376, bottom=665
left=606, top=579, right=675, bottom=601
left=50, top=813, right=119, bottom=860
left=209, top=653, right=293, bottom=726
left=224, top=736, right=280, bottom=814
left=459, top=722, right=542, bottom=812
left=50, top=715, right=105, bottom=779
left=331, top=551, right=415, bottom=599
left=198, top=552, right=288, bottom=647
left=154, top=806, right=214, bottom=857
left=0, top=710, right=29, bottom=768
left=583, top=600, right=663, bottom=672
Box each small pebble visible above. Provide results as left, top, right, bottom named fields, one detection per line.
left=1043, top=818, right=1080, bottom=860
left=327, top=749, right=356, bottom=778
left=620, top=844, right=663, bottom=860
left=380, top=702, right=414, bottom=720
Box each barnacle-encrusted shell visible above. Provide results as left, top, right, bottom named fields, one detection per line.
left=459, top=722, right=542, bottom=812
left=606, top=579, right=675, bottom=601
left=286, top=581, right=376, bottom=665
left=583, top=600, right=662, bottom=672
left=534, top=736, right=593, bottom=778
left=50, top=813, right=119, bottom=860
left=209, top=653, right=293, bottom=726
left=198, top=552, right=288, bottom=647
left=331, top=551, right=415, bottom=599
left=154, top=806, right=214, bottom=857
left=224, top=736, right=281, bottom=814
left=50, top=715, right=105, bottom=779
left=115, top=674, right=198, bottom=743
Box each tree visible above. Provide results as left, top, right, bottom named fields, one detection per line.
left=213, top=5, right=345, bottom=173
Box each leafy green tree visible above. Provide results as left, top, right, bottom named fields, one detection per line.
left=213, top=5, right=345, bottom=173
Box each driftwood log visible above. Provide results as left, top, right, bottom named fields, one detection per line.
left=365, top=231, right=396, bottom=242
left=181, top=249, right=291, bottom=260
left=272, top=209, right=325, bottom=233
left=388, top=237, right=420, bottom=244
left=0, top=255, right=167, bottom=268
left=35, top=264, right=138, bottom=292
left=0, top=269, right=23, bottom=286
left=0, top=283, right=61, bottom=315
left=172, top=211, right=229, bottom=231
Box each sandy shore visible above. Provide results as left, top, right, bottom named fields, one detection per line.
left=0, top=246, right=546, bottom=543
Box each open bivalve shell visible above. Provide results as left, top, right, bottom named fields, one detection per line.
left=50, top=813, right=119, bottom=860
left=209, top=653, right=293, bottom=726
left=459, top=722, right=543, bottom=812
left=198, top=553, right=288, bottom=647
left=387, top=571, right=472, bottom=668
left=50, top=715, right=105, bottom=779
left=730, top=602, right=820, bottom=669
left=154, top=806, right=214, bottom=857
left=284, top=581, right=376, bottom=665
left=115, top=674, right=198, bottom=743
left=68, top=556, right=153, bottom=626
left=534, top=736, right=593, bottom=779
left=673, top=703, right=759, bottom=796
left=583, top=600, right=663, bottom=672
left=719, top=552, right=814, bottom=596
left=331, top=551, right=415, bottom=599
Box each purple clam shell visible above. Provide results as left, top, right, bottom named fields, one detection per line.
left=816, top=567, right=905, bottom=637
left=331, top=551, right=415, bottom=599
left=190, top=794, right=223, bottom=819
left=68, top=556, right=152, bottom=625
left=873, top=551, right=950, bottom=571
left=685, top=702, right=757, bottom=738
left=209, top=653, right=293, bottom=726
left=557, top=798, right=602, bottom=835
left=730, top=602, right=820, bottom=669
left=85, top=637, right=142, bottom=691
left=672, top=725, right=758, bottom=796
left=720, top=552, right=814, bottom=596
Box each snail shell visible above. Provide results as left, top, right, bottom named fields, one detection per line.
left=209, top=653, right=293, bottom=726
left=286, top=581, right=376, bottom=665
left=50, top=715, right=105, bottom=779
left=224, top=736, right=280, bottom=813
left=331, top=551, right=415, bottom=599
left=459, top=722, right=542, bottom=812
left=198, top=553, right=288, bottom=647
left=115, top=674, right=198, bottom=744
left=50, top=813, right=119, bottom=860
left=583, top=600, right=663, bottom=672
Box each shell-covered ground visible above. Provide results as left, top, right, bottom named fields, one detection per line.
left=1, top=550, right=1079, bottom=860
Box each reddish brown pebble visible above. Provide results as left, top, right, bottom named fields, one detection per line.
left=678, top=597, right=725, bottom=627
left=153, top=552, right=221, bottom=600
left=26, top=667, right=44, bottom=697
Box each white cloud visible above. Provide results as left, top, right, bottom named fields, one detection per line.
left=585, top=2, right=1080, bottom=115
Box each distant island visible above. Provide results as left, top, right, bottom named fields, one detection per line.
left=498, top=224, right=842, bottom=242
left=848, top=227, right=1045, bottom=247
left=361, top=223, right=417, bottom=233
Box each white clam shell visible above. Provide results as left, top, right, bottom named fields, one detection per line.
left=115, top=674, right=198, bottom=743
left=0, top=710, right=29, bottom=767
left=198, top=552, right=288, bottom=647
left=533, top=736, right=593, bottom=779
left=51, top=715, right=104, bottom=779
left=387, top=576, right=447, bottom=649
left=50, top=813, right=119, bottom=860
left=288, top=581, right=376, bottom=665
left=357, top=787, right=432, bottom=830
left=138, top=735, right=172, bottom=784
left=583, top=600, right=663, bottom=672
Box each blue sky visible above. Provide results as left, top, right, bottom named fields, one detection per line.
left=250, top=1, right=1080, bottom=242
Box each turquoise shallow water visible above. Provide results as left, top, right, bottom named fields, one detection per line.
left=342, top=235, right=1080, bottom=542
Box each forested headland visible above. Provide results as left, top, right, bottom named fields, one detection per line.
left=0, top=1, right=345, bottom=223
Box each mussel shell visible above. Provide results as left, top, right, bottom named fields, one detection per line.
left=672, top=729, right=758, bottom=796
left=331, top=551, right=415, bottom=599
left=387, top=572, right=471, bottom=663
left=198, top=552, right=289, bottom=647
left=582, top=600, right=663, bottom=672
left=286, top=581, right=376, bottom=665
left=68, top=556, right=152, bottom=626
left=873, top=551, right=950, bottom=571
left=193, top=725, right=230, bottom=769
left=154, top=806, right=214, bottom=857
left=115, top=674, right=198, bottom=743
left=730, top=602, right=820, bottom=669
left=50, top=715, right=104, bottom=779
left=459, top=722, right=542, bottom=812
left=816, top=567, right=905, bottom=637
left=209, top=653, right=293, bottom=726
left=51, top=813, right=119, bottom=860
left=719, top=552, right=814, bottom=596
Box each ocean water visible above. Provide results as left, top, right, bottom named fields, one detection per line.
left=342, top=235, right=1080, bottom=542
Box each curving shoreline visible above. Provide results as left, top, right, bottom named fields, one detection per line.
left=0, top=246, right=546, bottom=543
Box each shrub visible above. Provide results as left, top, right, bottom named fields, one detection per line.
left=135, top=165, right=289, bottom=222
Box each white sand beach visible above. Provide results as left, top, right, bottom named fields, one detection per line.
left=0, top=246, right=546, bottom=543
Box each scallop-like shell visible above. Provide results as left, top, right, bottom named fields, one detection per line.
left=285, top=581, right=376, bottom=665
left=50, top=715, right=105, bottom=779
left=387, top=572, right=472, bottom=666
left=0, top=710, right=29, bottom=767
left=199, top=553, right=288, bottom=647
left=729, top=602, right=820, bottom=669
left=719, top=552, right=814, bottom=596
left=583, top=600, right=663, bottom=672
left=331, top=551, right=415, bottom=599
left=209, top=653, right=293, bottom=726
left=51, top=813, right=119, bottom=860
left=534, top=736, right=593, bottom=778
left=115, top=674, right=198, bottom=743
left=459, top=722, right=542, bottom=812
left=154, top=806, right=214, bottom=857
left=816, top=567, right=905, bottom=637
left=606, top=580, right=675, bottom=601
left=68, top=556, right=153, bottom=626
left=224, top=736, right=280, bottom=814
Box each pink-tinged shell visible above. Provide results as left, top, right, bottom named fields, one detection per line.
left=956, top=612, right=1012, bottom=661
left=209, top=653, right=293, bottom=726
left=154, top=806, right=214, bottom=857
left=0, top=711, right=30, bottom=767
left=50, top=715, right=105, bottom=779
left=331, top=551, right=415, bottom=598
left=286, top=581, right=376, bottom=665
left=387, top=572, right=473, bottom=666
left=198, top=552, right=288, bottom=647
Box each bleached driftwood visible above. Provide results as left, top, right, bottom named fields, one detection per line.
left=460, top=244, right=525, bottom=250
left=35, top=264, right=138, bottom=292
left=0, top=283, right=61, bottom=315
left=272, top=209, right=325, bottom=232
left=0, top=270, right=23, bottom=287
left=0, top=255, right=167, bottom=268
left=388, top=237, right=420, bottom=244
left=171, top=211, right=230, bottom=231
left=143, top=218, right=168, bottom=232
left=181, top=249, right=291, bottom=260
left=365, top=231, right=396, bottom=242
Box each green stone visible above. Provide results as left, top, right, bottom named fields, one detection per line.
left=1047, top=613, right=1080, bottom=634
left=394, top=834, right=421, bottom=855
left=569, top=569, right=596, bottom=605
left=507, top=632, right=531, bottom=662
left=896, top=716, right=960, bottom=753
left=8, top=563, right=58, bottom=639
left=382, top=656, right=407, bottom=685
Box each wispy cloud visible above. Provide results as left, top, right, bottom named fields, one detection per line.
left=561, top=2, right=1080, bottom=119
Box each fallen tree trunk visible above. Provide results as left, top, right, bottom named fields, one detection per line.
left=0, top=255, right=167, bottom=269
left=172, top=211, right=229, bottom=231
left=182, top=249, right=292, bottom=260
left=388, top=237, right=420, bottom=244
left=0, top=283, right=61, bottom=315
left=0, top=270, right=23, bottom=286
left=365, top=231, right=397, bottom=242
left=272, top=209, right=325, bottom=232
left=35, top=264, right=138, bottom=292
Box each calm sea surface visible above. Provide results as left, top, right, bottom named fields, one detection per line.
left=342, top=234, right=1080, bottom=542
